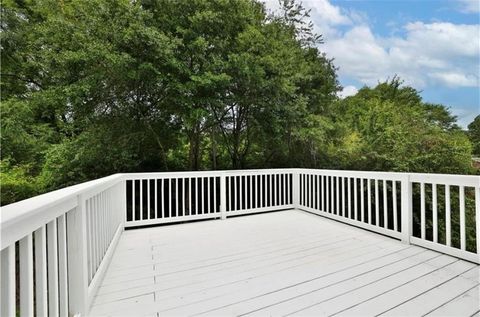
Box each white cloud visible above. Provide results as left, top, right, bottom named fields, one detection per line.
left=456, top=0, right=480, bottom=13
left=429, top=72, right=479, bottom=87
left=263, top=0, right=480, bottom=90
left=338, top=85, right=359, bottom=99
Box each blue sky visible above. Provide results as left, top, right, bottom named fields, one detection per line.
left=265, top=0, right=480, bottom=128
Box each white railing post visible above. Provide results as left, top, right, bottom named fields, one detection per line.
left=400, top=174, right=412, bottom=244
left=122, top=179, right=127, bottom=225
left=220, top=174, right=227, bottom=220
left=293, top=170, right=300, bottom=208
left=67, top=194, right=89, bottom=315
left=475, top=181, right=480, bottom=260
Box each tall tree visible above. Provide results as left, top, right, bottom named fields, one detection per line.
left=468, top=115, right=480, bottom=156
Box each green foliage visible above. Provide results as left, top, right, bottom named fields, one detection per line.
left=0, top=0, right=476, bottom=207
left=0, top=160, right=40, bottom=205
left=330, top=78, right=473, bottom=174
left=468, top=115, right=480, bottom=156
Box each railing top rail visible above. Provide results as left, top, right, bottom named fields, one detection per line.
left=123, top=168, right=299, bottom=179
left=299, top=169, right=479, bottom=186
left=1, top=174, right=123, bottom=249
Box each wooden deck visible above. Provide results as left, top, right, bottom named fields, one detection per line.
left=88, top=210, right=480, bottom=317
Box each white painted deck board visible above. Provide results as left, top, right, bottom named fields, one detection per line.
left=88, top=210, right=479, bottom=317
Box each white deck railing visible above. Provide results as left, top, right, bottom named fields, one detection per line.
left=1, top=169, right=479, bottom=316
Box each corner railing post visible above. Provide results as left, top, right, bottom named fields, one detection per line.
left=67, top=194, right=89, bottom=315
left=122, top=178, right=127, bottom=225
left=400, top=174, right=412, bottom=244
left=293, top=170, right=300, bottom=209
left=220, top=174, right=227, bottom=220
left=475, top=181, right=480, bottom=261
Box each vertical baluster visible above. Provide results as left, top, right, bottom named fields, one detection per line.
left=20, top=234, right=34, bottom=317
left=306, top=174, right=310, bottom=207
left=298, top=174, right=301, bottom=206
left=306, top=174, right=309, bottom=208
left=207, top=177, right=211, bottom=213
left=445, top=185, right=451, bottom=246
left=274, top=174, right=277, bottom=207
left=347, top=178, right=351, bottom=218
left=176, top=178, right=180, bottom=217
left=140, top=180, right=143, bottom=221
left=307, top=174, right=310, bottom=207
left=198, top=177, right=202, bottom=214
left=301, top=174, right=305, bottom=206
left=375, top=179, right=380, bottom=226
left=393, top=181, right=398, bottom=231
left=182, top=178, right=185, bottom=216
left=147, top=179, right=150, bottom=220
left=169, top=178, right=172, bottom=217
left=341, top=177, right=345, bottom=216
left=58, top=214, right=69, bottom=316
left=131, top=180, right=135, bottom=222
left=251, top=175, right=256, bottom=209
left=161, top=179, right=165, bottom=218
left=214, top=177, right=217, bottom=213
left=326, top=176, right=330, bottom=212
left=359, top=178, right=365, bottom=222
left=288, top=173, right=291, bottom=205
left=383, top=180, right=388, bottom=228
left=104, top=192, right=108, bottom=250
left=233, top=176, right=237, bottom=211
left=100, top=192, right=105, bottom=257
left=368, top=179, right=372, bottom=224
left=226, top=176, right=230, bottom=212
left=311, top=175, right=314, bottom=208
left=361, top=179, right=365, bottom=222
left=459, top=186, right=466, bottom=250
left=305, top=174, right=308, bottom=207
left=1, top=245, right=15, bottom=317
left=106, top=190, right=111, bottom=240
left=336, top=176, right=340, bottom=215
left=280, top=174, right=283, bottom=206
left=420, top=182, right=426, bottom=239
left=86, top=200, right=92, bottom=280
left=354, top=178, right=358, bottom=220
left=321, top=175, right=325, bottom=211
left=312, top=174, right=315, bottom=208
left=242, top=176, right=245, bottom=210
left=34, top=226, right=48, bottom=316
left=93, top=197, right=98, bottom=272
left=155, top=178, right=158, bottom=219
left=330, top=176, right=336, bottom=214
left=432, top=183, right=438, bottom=243
left=47, top=219, right=59, bottom=317
left=259, top=175, right=263, bottom=208
left=188, top=177, right=192, bottom=216
left=248, top=175, right=253, bottom=209
left=270, top=174, right=274, bottom=207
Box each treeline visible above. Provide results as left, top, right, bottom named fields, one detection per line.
left=1, top=0, right=478, bottom=205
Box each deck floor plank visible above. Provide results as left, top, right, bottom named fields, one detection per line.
left=88, top=210, right=479, bottom=317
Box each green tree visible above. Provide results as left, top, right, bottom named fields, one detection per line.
left=329, top=78, right=473, bottom=174
left=467, top=115, right=480, bottom=156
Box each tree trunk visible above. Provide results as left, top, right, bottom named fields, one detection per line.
left=211, top=128, right=217, bottom=170
left=188, top=123, right=201, bottom=171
